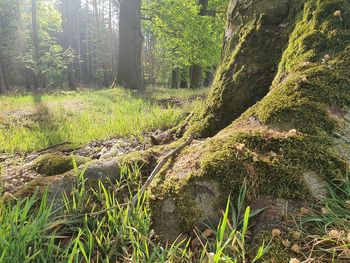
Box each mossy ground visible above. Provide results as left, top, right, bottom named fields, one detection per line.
left=32, top=153, right=89, bottom=176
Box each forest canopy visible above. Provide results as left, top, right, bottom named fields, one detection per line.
left=0, top=0, right=228, bottom=92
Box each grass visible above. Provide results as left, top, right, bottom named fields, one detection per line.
left=0, top=86, right=209, bottom=154
left=295, top=177, right=350, bottom=261
left=0, top=163, right=268, bottom=262
left=0, top=161, right=348, bottom=262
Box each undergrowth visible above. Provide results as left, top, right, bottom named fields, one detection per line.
left=0, top=160, right=348, bottom=262
left=0, top=162, right=266, bottom=262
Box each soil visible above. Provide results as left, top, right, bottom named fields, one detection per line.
left=0, top=130, right=168, bottom=195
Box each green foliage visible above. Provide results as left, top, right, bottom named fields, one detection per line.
left=143, top=0, right=228, bottom=69
left=21, top=0, right=75, bottom=88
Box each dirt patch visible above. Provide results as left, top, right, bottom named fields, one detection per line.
left=0, top=131, right=162, bottom=195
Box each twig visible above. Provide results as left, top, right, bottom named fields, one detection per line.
left=35, top=141, right=71, bottom=154
left=130, top=134, right=194, bottom=207
left=89, top=134, right=194, bottom=217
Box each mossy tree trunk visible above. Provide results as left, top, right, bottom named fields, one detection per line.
left=150, top=0, right=350, bottom=241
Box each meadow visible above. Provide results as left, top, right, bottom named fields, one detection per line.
left=0, top=87, right=208, bottom=154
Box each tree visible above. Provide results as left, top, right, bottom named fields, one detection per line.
left=117, top=0, right=144, bottom=91
left=61, top=0, right=81, bottom=90
left=31, top=0, right=40, bottom=90
left=0, top=56, right=5, bottom=93
left=143, top=0, right=227, bottom=88
left=189, top=0, right=208, bottom=89
left=148, top=0, right=350, bottom=241
left=0, top=17, right=6, bottom=93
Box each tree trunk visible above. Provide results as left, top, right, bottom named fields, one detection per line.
left=0, top=17, right=6, bottom=93
left=31, top=0, right=40, bottom=90
left=61, top=0, right=81, bottom=90
left=117, top=0, right=144, bottom=91
left=0, top=56, right=5, bottom=94
left=189, top=0, right=208, bottom=89
left=189, top=64, right=202, bottom=88
left=150, top=0, right=350, bottom=242
left=203, top=69, right=214, bottom=87
left=171, top=68, right=179, bottom=89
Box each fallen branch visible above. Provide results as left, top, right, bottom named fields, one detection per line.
left=130, top=134, right=194, bottom=207
left=35, top=141, right=72, bottom=154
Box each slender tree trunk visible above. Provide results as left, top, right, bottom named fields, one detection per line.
left=179, top=68, right=188, bottom=89
left=0, top=15, right=6, bottom=93
left=61, top=0, right=81, bottom=90
left=203, top=69, right=214, bottom=87
left=0, top=57, right=5, bottom=94
left=189, top=64, right=202, bottom=88
left=171, top=68, right=179, bottom=89
left=117, top=0, right=144, bottom=91
left=189, top=0, right=208, bottom=89
left=31, top=0, right=40, bottom=90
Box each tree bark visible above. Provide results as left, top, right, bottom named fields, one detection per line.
left=61, top=0, right=81, bottom=90
left=203, top=69, right=214, bottom=87
left=189, top=0, right=303, bottom=137
left=150, top=0, right=350, bottom=242
left=189, top=0, right=208, bottom=89
left=171, top=68, right=179, bottom=89
left=189, top=64, right=202, bottom=88
left=179, top=68, right=188, bottom=88
left=117, top=0, right=144, bottom=91
left=0, top=56, right=5, bottom=94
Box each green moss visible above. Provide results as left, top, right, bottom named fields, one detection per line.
left=149, top=0, right=350, bottom=238
left=187, top=0, right=304, bottom=138
left=14, top=173, right=71, bottom=198
left=32, top=153, right=88, bottom=176
left=255, top=233, right=292, bottom=263
left=256, top=0, right=350, bottom=134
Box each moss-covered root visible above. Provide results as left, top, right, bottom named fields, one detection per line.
left=149, top=0, right=350, bottom=242
left=188, top=0, right=303, bottom=138
left=32, top=153, right=89, bottom=176
left=14, top=142, right=178, bottom=202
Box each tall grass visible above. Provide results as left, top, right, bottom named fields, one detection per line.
left=0, top=164, right=267, bottom=262
left=0, top=87, right=207, bottom=154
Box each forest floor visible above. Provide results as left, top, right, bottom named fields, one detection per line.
left=0, top=87, right=208, bottom=193
left=0, top=87, right=349, bottom=262
left=0, top=87, right=208, bottom=154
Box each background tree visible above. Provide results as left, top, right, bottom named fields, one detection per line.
left=143, top=0, right=228, bottom=88
left=189, top=0, right=208, bottom=89
left=117, top=0, right=144, bottom=91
